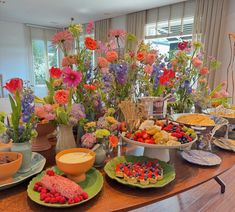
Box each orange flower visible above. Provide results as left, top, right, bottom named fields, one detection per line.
left=136, top=51, right=146, bottom=61
left=109, top=135, right=119, bottom=148
left=97, top=57, right=108, bottom=68
left=145, top=53, right=156, bottom=65
left=85, top=37, right=97, bottom=50
left=171, top=59, right=178, bottom=66
left=53, top=89, right=69, bottom=105
left=106, top=51, right=118, bottom=62
left=83, top=84, right=97, bottom=91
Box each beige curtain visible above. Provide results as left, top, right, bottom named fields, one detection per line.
left=193, top=0, right=228, bottom=88
left=95, top=19, right=111, bottom=42
left=127, top=10, right=146, bottom=44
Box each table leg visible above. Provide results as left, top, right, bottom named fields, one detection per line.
left=214, top=176, right=226, bottom=193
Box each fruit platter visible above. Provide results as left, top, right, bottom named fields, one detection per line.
left=104, top=155, right=175, bottom=188
left=121, top=120, right=197, bottom=162
left=27, top=167, right=103, bottom=208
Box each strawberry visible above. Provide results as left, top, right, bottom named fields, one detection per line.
left=145, top=139, right=155, bottom=144
left=137, top=138, right=144, bottom=143
left=135, top=131, right=142, bottom=138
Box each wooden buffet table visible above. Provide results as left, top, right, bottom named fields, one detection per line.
left=0, top=143, right=235, bottom=212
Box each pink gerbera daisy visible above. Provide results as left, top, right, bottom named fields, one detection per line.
left=63, top=67, right=82, bottom=87
left=109, top=29, right=126, bottom=40
left=51, top=30, right=73, bottom=52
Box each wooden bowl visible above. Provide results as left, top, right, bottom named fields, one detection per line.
left=0, top=152, right=22, bottom=184
left=56, top=148, right=95, bottom=183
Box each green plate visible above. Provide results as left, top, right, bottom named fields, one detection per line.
left=104, top=155, right=175, bottom=188
left=27, top=167, right=103, bottom=208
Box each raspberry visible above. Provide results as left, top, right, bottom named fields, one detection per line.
left=73, top=196, right=80, bottom=203
left=50, top=198, right=57, bottom=204
left=81, top=192, right=88, bottom=200
left=68, top=198, right=75, bottom=204
left=46, top=170, right=55, bottom=176
left=40, top=193, right=46, bottom=201
left=41, top=188, right=47, bottom=194
left=33, top=185, right=38, bottom=191
left=44, top=197, right=51, bottom=203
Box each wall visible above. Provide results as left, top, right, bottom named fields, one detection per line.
left=215, top=0, right=235, bottom=101
left=0, top=20, right=30, bottom=87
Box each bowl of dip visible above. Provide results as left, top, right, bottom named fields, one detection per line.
left=56, top=148, right=96, bottom=183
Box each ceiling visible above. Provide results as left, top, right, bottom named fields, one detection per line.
left=0, top=0, right=185, bottom=27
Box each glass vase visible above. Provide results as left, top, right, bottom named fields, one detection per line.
left=56, top=125, right=77, bottom=153
left=11, top=141, right=32, bottom=173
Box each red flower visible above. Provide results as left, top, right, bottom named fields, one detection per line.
left=159, top=75, right=170, bottom=85
left=3, top=78, right=23, bottom=94
left=83, top=84, right=97, bottom=91
left=85, top=37, right=97, bottom=50
left=163, top=69, right=175, bottom=79
left=178, top=41, right=188, bottom=51
left=159, top=69, right=175, bottom=85
left=49, top=67, right=62, bottom=79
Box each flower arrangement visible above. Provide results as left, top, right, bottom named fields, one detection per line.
left=96, top=30, right=162, bottom=110
left=35, top=88, right=86, bottom=126
left=81, top=108, right=120, bottom=150
left=167, top=41, right=222, bottom=113
left=49, top=19, right=104, bottom=120
left=193, top=80, right=230, bottom=111
left=0, top=78, right=37, bottom=143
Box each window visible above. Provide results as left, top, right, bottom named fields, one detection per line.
left=145, top=0, right=195, bottom=54
left=29, top=26, right=60, bottom=86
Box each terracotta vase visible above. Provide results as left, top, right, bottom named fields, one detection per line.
left=32, top=123, right=55, bottom=152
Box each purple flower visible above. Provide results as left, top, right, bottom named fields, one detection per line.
left=70, top=103, right=86, bottom=120
left=112, top=63, right=129, bottom=85
left=21, top=89, right=34, bottom=123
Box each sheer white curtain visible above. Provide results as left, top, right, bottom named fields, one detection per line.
left=26, top=25, right=61, bottom=97
left=193, top=0, right=228, bottom=88
left=95, top=19, right=111, bottom=42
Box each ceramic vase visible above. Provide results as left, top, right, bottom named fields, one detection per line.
left=56, top=125, right=77, bottom=153
left=92, top=143, right=106, bottom=167
left=32, top=123, right=55, bottom=152
left=11, top=141, right=32, bottom=173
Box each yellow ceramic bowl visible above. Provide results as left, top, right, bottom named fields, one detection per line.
left=56, top=148, right=96, bottom=183
left=0, top=152, right=22, bottom=185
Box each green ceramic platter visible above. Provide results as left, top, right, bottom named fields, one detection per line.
left=27, top=167, right=103, bottom=208
left=104, top=155, right=175, bottom=189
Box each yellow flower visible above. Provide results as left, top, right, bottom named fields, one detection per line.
left=95, top=129, right=110, bottom=138
left=69, top=24, right=83, bottom=36
left=53, top=79, right=62, bottom=87
left=85, top=121, right=96, bottom=129
left=105, top=116, right=118, bottom=124
left=192, top=41, right=202, bottom=49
